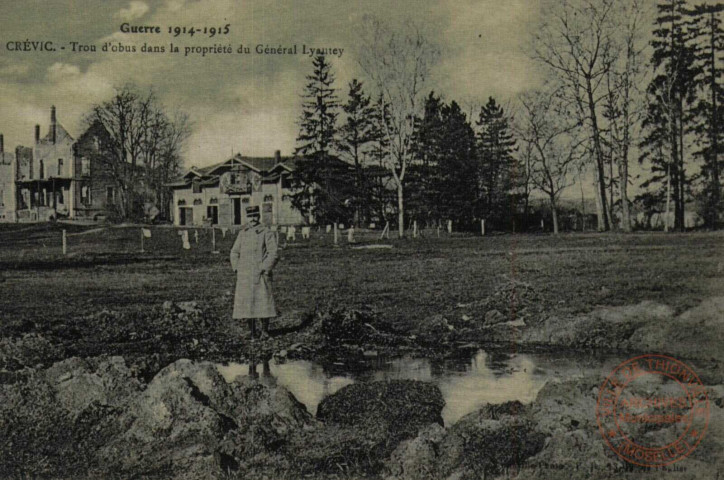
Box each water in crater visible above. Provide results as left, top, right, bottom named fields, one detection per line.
left=217, top=350, right=624, bottom=425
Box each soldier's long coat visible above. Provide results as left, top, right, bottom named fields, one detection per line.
left=230, top=223, right=279, bottom=319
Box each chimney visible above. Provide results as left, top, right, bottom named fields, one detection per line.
left=51, top=105, right=57, bottom=144
left=274, top=150, right=281, bottom=163
left=35, top=125, right=40, bottom=144
left=0, top=134, right=4, bottom=154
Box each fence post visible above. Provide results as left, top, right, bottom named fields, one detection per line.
left=140, top=228, right=144, bottom=253
left=62, top=229, right=67, bottom=255
left=333, top=222, right=338, bottom=245
left=481, top=219, right=485, bottom=236
left=212, top=227, right=219, bottom=254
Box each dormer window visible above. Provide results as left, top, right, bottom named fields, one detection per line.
left=58, top=159, right=63, bottom=176
left=192, top=179, right=201, bottom=194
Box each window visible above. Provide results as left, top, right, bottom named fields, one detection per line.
left=81, top=185, right=92, bottom=205
left=192, top=180, right=201, bottom=194
left=81, top=157, right=90, bottom=176
left=263, top=194, right=274, bottom=202
left=106, top=187, right=114, bottom=204
left=58, top=159, right=63, bottom=176
left=39, top=160, right=44, bottom=179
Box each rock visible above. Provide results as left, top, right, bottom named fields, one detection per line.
left=484, top=309, right=506, bottom=326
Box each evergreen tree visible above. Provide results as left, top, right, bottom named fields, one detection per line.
left=292, top=55, right=349, bottom=224
left=438, top=101, right=478, bottom=226
left=476, top=97, right=518, bottom=229
left=640, top=0, right=698, bottom=231
left=409, top=92, right=445, bottom=225
left=338, top=79, right=376, bottom=226
left=687, top=3, right=724, bottom=227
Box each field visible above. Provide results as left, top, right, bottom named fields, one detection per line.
left=1, top=223, right=723, bottom=479
left=1, top=223, right=723, bottom=359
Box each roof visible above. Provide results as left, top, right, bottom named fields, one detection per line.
left=167, top=153, right=297, bottom=188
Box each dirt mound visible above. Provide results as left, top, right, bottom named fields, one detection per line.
left=99, top=359, right=314, bottom=479
left=523, top=297, right=724, bottom=362
left=385, top=400, right=545, bottom=480
left=0, top=356, right=142, bottom=477
left=310, top=305, right=399, bottom=344
left=282, top=380, right=446, bottom=475
left=0, top=333, right=66, bottom=371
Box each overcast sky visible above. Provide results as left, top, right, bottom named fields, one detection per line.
left=0, top=0, right=543, bottom=168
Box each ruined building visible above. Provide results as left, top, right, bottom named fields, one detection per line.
left=1, top=106, right=117, bottom=222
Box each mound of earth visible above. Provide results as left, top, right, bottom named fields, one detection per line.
left=385, top=400, right=545, bottom=479
left=98, top=359, right=314, bottom=479
left=523, top=297, right=724, bottom=363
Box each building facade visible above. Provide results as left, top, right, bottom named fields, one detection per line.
left=1, top=106, right=117, bottom=223
left=168, top=151, right=305, bottom=227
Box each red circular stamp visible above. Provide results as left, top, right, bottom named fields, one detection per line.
left=596, top=354, right=710, bottom=468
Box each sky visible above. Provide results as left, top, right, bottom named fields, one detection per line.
left=0, top=0, right=542, bottom=169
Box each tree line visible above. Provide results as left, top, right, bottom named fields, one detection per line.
left=294, top=1, right=722, bottom=234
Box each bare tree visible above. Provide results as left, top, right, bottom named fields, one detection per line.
left=603, top=0, right=650, bottom=231
left=518, top=88, right=584, bottom=234
left=356, top=15, right=440, bottom=237
left=86, top=84, right=190, bottom=219
left=532, top=0, right=619, bottom=231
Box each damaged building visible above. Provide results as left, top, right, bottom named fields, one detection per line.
left=1, top=106, right=117, bottom=222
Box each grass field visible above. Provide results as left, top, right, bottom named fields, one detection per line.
left=1, top=223, right=722, bottom=342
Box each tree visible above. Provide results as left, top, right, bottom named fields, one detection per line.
left=338, top=79, right=377, bottom=226
left=409, top=91, right=445, bottom=225
left=603, top=0, right=649, bottom=231
left=518, top=88, right=584, bottom=234
left=476, top=97, right=518, bottom=229
left=85, top=84, right=189, bottom=220
left=292, top=55, right=350, bottom=225
left=533, top=0, right=619, bottom=231
left=357, top=15, right=440, bottom=237
left=640, top=0, right=698, bottom=231
left=687, top=3, right=724, bottom=227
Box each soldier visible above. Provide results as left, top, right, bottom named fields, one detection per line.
left=230, top=205, right=279, bottom=339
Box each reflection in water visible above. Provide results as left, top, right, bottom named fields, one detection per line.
left=217, top=350, right=612, bottom=425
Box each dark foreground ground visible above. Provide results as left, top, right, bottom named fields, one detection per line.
left=0, top=224, right=723, bottom=479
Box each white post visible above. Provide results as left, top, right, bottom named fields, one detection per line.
left=194, top=230, right=199, bottom=244
left=437, top=225, right=440, bottom=238
left=481, top=219, right=485, bottom=236
left=334, top=222, right=338, bottom=245
left=212, top=228, right=219, bottom=254
left=62, top=229, right=67, bottom=255
left=140, top=229, right=144, bottom=253
left=447, top=220, right=452, bottom=234
left=413, top=220, right=418, bottom=238
left=541, top=219, right=544, bottom=230
left=347, top=226, right=355, bottom=243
